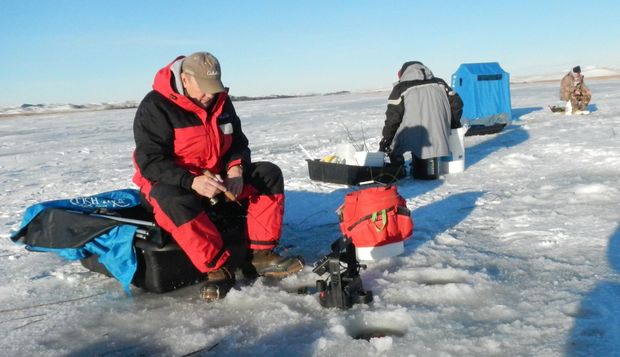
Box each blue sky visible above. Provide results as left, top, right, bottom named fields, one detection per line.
left=1, top=0, right=618, bottom=107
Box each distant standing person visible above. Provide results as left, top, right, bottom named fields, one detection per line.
left=560, top=66, right=591, bottom=115
left=379, top=61, right=463, bottom=175
left=132, top=52, right=304, bottom=301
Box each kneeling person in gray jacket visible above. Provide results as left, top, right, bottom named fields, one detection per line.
left=379, top=61, right=463, bottom=170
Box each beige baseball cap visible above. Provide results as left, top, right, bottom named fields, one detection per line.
left=182, top=52, right=225, bottom=94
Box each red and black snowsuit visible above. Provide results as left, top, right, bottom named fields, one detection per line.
left=133, top=56, right=284, bottom=273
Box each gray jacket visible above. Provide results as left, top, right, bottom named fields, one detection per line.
left=381, top=63, right=458, bottom=159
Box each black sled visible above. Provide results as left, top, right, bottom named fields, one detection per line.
left=549, top=105, right=565, bottom=113
left=464, top=123, right=507, bottom=136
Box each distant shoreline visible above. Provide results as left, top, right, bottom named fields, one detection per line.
left=0, top=91, right=353, bottom=119
left=3, top=77, right=620, bottom=119
left=0, top=106, right=140, bottom=119
left=511, top=74, right=620, bottom=84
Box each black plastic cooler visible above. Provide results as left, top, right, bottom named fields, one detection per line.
left=80, top=236, right=206, bottom=293
left=306, top=159, right=406, bottom=185
left=80, top=202, right=247, bottom=293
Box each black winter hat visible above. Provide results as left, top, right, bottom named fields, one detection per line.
left=572, top=66, right=581, bottom=73
left=398, top=61, right=423, bottom=78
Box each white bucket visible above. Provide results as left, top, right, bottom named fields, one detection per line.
left=440, top=127, right=466, bottom=174
left=336, top=143, right=357, bottom=165
left=355, top=241, right=404, bottom=261
left=565, top=100, right=572, bottom=115
left=353, top=151, right=384, bottom=167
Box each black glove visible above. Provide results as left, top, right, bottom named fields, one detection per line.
left=378, top=138, right=391, bottom=154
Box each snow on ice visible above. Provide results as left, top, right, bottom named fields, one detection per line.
left=1, top=79, right=620, bottom=356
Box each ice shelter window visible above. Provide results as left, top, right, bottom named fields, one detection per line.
left=477, top=74, right=503, bottom=81
left=459, top=78, right=463, bottom=86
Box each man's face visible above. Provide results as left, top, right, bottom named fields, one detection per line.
left=572, top=72, right=582, bottom=80
left=181, top=73, right=215, bottom=108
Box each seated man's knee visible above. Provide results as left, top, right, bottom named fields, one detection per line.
left=169, top=192, right=201, bottom=207
left=250, top=161, right=284, bottom=194
left=150, top=184, right=204, bottom=222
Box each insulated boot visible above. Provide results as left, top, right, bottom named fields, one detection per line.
left=250, top=250, right=304, bottom=278
left=199, top=266, right=235, bottom=302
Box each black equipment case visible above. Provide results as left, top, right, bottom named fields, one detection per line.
left=81, top=202, right=247, bottom=293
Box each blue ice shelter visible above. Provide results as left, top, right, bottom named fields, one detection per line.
left=451, top=62, right=512, bottom=127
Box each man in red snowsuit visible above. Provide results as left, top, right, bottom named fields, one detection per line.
left=133, top=52, right=303, bottom=301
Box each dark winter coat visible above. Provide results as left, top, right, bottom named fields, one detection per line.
left=380, top=62, right=463, bottom=159
left=133, top=56, right=251, bottom=193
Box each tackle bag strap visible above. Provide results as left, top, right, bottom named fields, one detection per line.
left=346, top=206, right=411, bottom=232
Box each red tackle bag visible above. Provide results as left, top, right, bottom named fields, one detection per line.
left=338, top=186, right=413, bottom=248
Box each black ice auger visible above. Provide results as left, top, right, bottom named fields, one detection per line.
left=312, top=236, right=373, bottom=309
